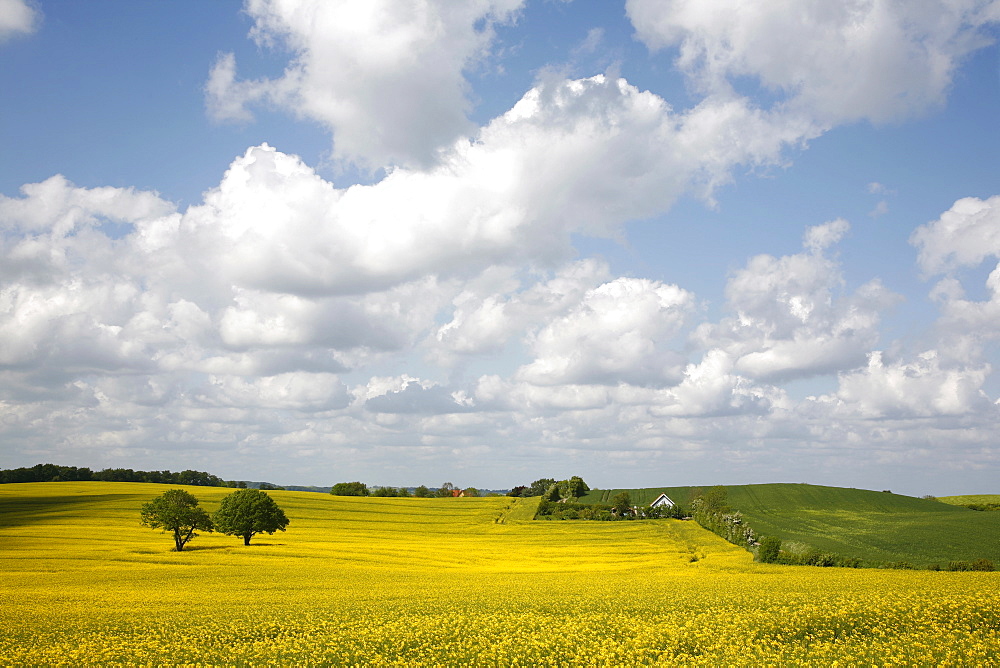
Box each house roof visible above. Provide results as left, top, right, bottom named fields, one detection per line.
left=650, top=493, right=674, bottom=506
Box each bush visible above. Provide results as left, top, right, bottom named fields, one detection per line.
left=945, top=560, right=993, bottom=571
left=774, top=548, right=862, bottom=568
left=331, top=481, right=369, bottom=496
left=758, top=536, right=781, bottom=564
left=882, top=561, right=916, bottom=570
left=370, top=486, right=412, bottom=497
left=611, top=492, right=632, bottom=515
left=971, top=558, right=995, bottom=571
left=963, top=503, right=1000, bottom=512
left=807, top=552, right=839, bottom=568
left=534, top=500, right=552, bottom=518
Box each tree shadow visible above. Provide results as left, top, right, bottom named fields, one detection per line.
left=180, top=544, right=230, bottom=552
left=0, top=493, right=126, bottom=528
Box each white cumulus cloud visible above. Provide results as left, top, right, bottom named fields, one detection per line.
left=911, top=195, right=1000, bottom=276
left=207, top=0, right=524, bottom=168
left=0, top=0, right=39, bottom=41
left=696, top=220, right=900, bottom=381
left=830, top=350, right=994, bottom=418
left=516, top=277, right=694, bottom=386
left=626, top=0, right=999, bottom=127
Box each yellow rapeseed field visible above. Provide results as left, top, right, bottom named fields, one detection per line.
left=1, top=482, right=998, bottom=666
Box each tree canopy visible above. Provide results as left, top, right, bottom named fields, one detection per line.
left=527, top=478, right=556, bottom=496
left=139, top=489, right=214, bottom=551
left=2, top=463, right=230, bottom=486
left=611, top=492, right=633, bottom=515
left=213, top=488, right=290, bottom=546
left=538, top=476, right=590, bottom=502
left=331, top=481, right=369, bottom=496
left=371, top=486, right=410, bottom=497
left=560, top=476, right=590, bottom=499
left=509, top=477, right=587, bottom=499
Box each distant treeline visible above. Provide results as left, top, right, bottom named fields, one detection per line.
left=0, top=463, right=241, bottom=488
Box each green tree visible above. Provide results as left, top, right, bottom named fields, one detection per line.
left=759, top=536, right=782, bottom=563
left=139, top=489, right=214, bottom=552
left=611, top=492, right=632, bottom=515
left=696, top=486, right=731, bottom=514
left=437, top=482, right=456, bottom=497
left=463, top=487, right=480, bottom=497
left=526, top=478, right=556, bottom=496
left=331, top=481, right=369, bottom=496
left=372, top=486, right=410, bottom=497
left=413, top=485, right=433, bottom=498
left=544, top=483, right=562, bottom=502
left=214, top=488, right=290, bottom=546
left=559, top=476, right=589, bottom=499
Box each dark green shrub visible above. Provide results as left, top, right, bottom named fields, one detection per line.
left=331, top=481, right=369, bottom=496
left=611, top=492, right=632, bottom=515
left=810, top=553, right=838, bottom=567
left=759, top=536, right=781, bottom=563
left=971, top=558, right=995, bottom=571
left=883, top=561, right=915, bottom=570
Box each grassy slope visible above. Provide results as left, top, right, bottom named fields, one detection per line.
left=581, top=483, right=1000, bottom=566
left=4, top=482, right=1000, bottom=666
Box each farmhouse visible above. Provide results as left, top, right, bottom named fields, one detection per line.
left=650, top=493, right=674, bottom=508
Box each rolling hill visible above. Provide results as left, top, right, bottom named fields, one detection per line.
left=581, top=483, right=1000, bottom=567
left=2, top=481, right=1000, bottom=664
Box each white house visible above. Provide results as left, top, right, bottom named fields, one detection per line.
left=650, top=493, right=674, bottom=508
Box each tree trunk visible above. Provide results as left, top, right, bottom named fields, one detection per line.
left=243, top=534, right=251, bottom=545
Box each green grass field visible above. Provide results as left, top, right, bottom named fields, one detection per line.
left=581, top=483, right=1000, bottom=566
left=2, top=481, right=999, bottom=665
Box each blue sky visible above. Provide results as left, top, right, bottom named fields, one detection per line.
left=1, top=0, right=999, bottom=494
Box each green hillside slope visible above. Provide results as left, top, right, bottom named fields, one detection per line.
left=4, top=482, right=1000, bottom=665
left=582, top=483, right=1000, bottom=567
